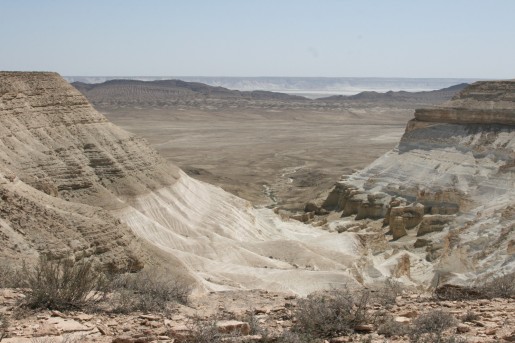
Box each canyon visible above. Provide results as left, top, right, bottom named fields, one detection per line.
left=0, top=72, right=513, bottom=343
left=1, top=72, right=513, bottom=294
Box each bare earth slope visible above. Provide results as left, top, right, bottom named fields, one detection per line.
left=322, top=81, right=515, bottom=286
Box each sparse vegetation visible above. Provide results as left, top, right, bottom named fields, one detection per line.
left=376, top=313, right=408, bottom=337
left=479, top=272, right=515, bottom=299
left=0, top=263, right=26, bottom=288
left=436, top=272, right=515, bottom=300
left=176, top=317, right=222, bottom=343
left=0, top=312, right=8, bottom=341
left=14, top=256, right=191, bottom=313
left=23, top=256, right=106, bottom=310
left=108, top=267, right=191, bottom=313
left=461, top=310, right=479, bottom=322
left=275, top=331, right=319, bottom=343
left=372, top=278, right=403, bottom=308
left=292, top=287, right=370, bottom=339
left=408, top=309, right=457, bottom=343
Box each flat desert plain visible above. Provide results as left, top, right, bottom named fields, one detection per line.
left=101, top=105, right=412, bottom=211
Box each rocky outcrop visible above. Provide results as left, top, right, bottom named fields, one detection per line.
left=413, top=81, right=515, bottom=125
left=0, top=72, right=153, bottom=271
left=323, top=80, right=515, bottom=284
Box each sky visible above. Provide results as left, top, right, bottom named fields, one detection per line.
left=1, top=0, right=514, bottom=78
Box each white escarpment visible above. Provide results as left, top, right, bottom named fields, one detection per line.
left=322, top=81, right=515, bottom=286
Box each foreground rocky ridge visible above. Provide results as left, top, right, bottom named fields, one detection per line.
left=319, top=80, right=515, bottom=286
left=1, top=287, right=514, bottom=343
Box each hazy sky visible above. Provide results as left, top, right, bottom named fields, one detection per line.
left=1, top=0, right=514, bottom=78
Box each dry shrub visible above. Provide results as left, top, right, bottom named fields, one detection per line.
left=0, top=263, right=26, bottom=288
left=376, top=313, right=408, bottom=338
left=435, top=272, right=515, bottom=300
left=0, top=312, right=8, bottom=341
left=372, top=278, right=403, bottom=308
left=175, top=317, right=222, bottom=343
left=109, top=268, right=191, bottom=313
left=461, top=310, right=479, bottom=322
left=479, top=272, right=515, bottom=299
left=243, top=310, right=270, bottom=339
left=23, top=256, right=105, bottom=310
left=276, top=331, right=321, bottom=343
left=293, top=287, right=370, bottom=338
left=29, top=334, right=89, bottom=343
left=408, top=309, right=457, bottom=343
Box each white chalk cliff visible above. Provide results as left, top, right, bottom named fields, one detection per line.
left=323, top=81, right=514, bottom=286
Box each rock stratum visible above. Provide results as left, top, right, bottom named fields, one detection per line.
left=322, top=80, right=515, bottom=286
left=0, top=72, right=378, bottom=295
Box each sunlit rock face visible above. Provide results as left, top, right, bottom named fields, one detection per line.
left=1, top=72, right=373, bottom=295
left=323, top=80, right=515, bottom=285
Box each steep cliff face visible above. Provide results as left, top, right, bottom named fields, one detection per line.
left=1, top=72, right=370, bottom=295
left=323, top=81, right=515, bottom=285
left=0, top=72, right=157, bottom=271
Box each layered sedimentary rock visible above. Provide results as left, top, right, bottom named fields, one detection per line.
left=414, top=81, right=515, bottom=125
left=323, top=81, right=515, bottom=284
left=1, top=72, right=375, bottom=295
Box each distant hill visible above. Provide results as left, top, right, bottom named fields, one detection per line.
left=317, top=83, right=469, bottom=102
left=72, top=79, right=307, bottom=106
left=72, top=78, right=469, bottom=109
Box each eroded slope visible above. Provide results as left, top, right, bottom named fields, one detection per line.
left=321, top=81, right=515, bottom=286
